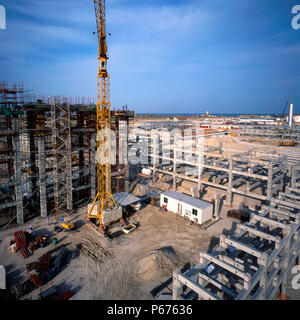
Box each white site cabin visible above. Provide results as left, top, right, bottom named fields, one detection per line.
left=160, top=190, right=213, bottom=225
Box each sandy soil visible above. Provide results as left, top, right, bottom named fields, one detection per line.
left=0, top=204, right=235, bottom=300
left=1, top=202, right=299, bottom=300
left=1, top=133, right=299, bottom=300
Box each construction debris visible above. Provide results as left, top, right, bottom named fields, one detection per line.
left=70, top=237, right=113, bottom=263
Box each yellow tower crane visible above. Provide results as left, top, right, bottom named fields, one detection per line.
left=87, top=0, right=117, bottom=232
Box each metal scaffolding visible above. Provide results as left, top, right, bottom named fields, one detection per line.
left=51, top=100, right=73, bottom=216
left=0, top=81, right=134, bottom=227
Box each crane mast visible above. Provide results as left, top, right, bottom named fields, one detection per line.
left=87, top=0, right=116, bottom=230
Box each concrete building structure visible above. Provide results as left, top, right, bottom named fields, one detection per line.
left=238, top=125, right=300, bottom=141
left=172, top=188, right=300, bottom=300
left=239, top=118, right=277, bottom=125
left=130, top=129, right=289, bottom=208
left=0, top=81, right=134, bottom=226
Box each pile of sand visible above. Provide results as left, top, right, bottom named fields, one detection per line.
left=135, top=246, right=180, bottom=281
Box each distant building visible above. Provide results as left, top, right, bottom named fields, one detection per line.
left=239, top=118, right=277, bottom=125
left=293, top=114, right=300, bottom=123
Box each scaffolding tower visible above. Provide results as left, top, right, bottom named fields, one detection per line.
left=51, top=99, right=73, bottom=216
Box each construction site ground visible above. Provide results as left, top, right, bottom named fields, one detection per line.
left=1, top=134, right=299, bottom=300
left=0, top=203, right=244, bottom=300
left=1, top=203, right=299, bottom=299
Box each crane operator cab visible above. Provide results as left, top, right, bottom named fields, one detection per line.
left=99, top=57, right=107, bottom=77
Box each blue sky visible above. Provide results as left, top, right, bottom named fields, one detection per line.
left=0, top=0, right=299, bottom=114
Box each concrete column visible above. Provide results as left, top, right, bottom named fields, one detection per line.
left=125, top=125, right=129, bottom=193
left=90, top=133, right=96, bottom=200
left=246, top=166, right=252, bottom=192
left=27, top=111, right=38, bottom=196
left=119, top=121, right=129, bottom=192
left=78, top=112, right=85, bottom=186
left=172, top=270, right=183, bottom=300
left=281, top=233, right=292, bottom=297
left=258, top=254, right=268, bottom=300
left=152, top=131, right=159, bottom=187
left=266, top=160, right=274, bottom=203
left=66, top=129, right=73, bottom=213
left=227, top=157, right=233, bottom=206
left=173, top=140, right=177, bottom=190
left=13, top=134, right=24, bottom=225
left=214, top=192, right=221, bottom=219
left=197, top=128, right=204, bottom=197
left=291, top=166, right=296, bottom=188
left=38, top=136, right=47, bottom=218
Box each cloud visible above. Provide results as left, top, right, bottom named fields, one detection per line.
left=0, top=0, right=299, bottom=114
left=109, top=4, right=212, bottom=34
left=7, top=0, right=94, bottom=25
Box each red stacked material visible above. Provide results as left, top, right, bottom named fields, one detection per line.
left=60, top=290, right=73, bottom=300
left=52, top=290, right=73, bottom=300
left=29, top=274, right=42, bottom=288
left=19, top=247, right=31, bottom=259
left=37, top=253, right=51, bottom=271
left=14, top=231, right=27, bottom=249
left=26, top=262, right=38, bottom=272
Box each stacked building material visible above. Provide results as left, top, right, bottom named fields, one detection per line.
left=38, top=285, right=73, bottom=300
left=37, top=253, right=51, bottom=271
left=14, top=231, right=31, bottom=259
left=52, top=247, right=65, bottom=274
left=14, top=231, right=27, bottom=249
left=29, top=272, right=43, bottom=288
left=26, top=262, right=38, bottom=273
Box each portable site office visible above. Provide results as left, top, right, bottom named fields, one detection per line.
left=160, top=190, right=213, bottom=225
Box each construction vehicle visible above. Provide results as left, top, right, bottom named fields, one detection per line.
left=61, top=222, right=75, bottom=232
left=86, top=0, right=123, bottom=235
left=53, top=221, right=75, bottom=233
left=279, top=141, right=296, bottom=146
